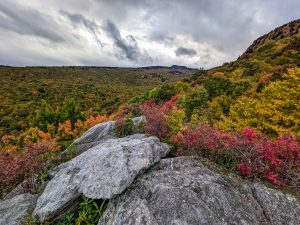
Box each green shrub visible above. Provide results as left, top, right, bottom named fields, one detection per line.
left=203, top=76, right=234, bottom=99
left=57, top=98, right=85, bottom=128
left=25, top=196, right=107, bottom=225
left=114, top=118, right=135, bottom=137
left=184, top=88, right=209, bottom=118
left=190, top=69, right=208, bottom=81
left=32, top=100, right=56, bottom=132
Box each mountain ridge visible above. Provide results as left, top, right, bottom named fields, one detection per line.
left=239, top=19, right=300, bottom=60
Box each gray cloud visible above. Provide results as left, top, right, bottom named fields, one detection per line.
left=0, top=1, right=65, bottom=43
left=0, top=0, right=299, bottom=67
left=60, top=10, right=102, bottom=46
left=105, top=20, right=153, bottom=64
left=175, top=47, right=197, bottom=57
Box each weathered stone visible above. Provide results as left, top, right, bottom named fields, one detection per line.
left=68, top=121, right=116, bottom=154
left=33, top=134, right=169, bottom=222
left=99, top=157, right=300, bottom=225
left=66, top=117, right=145, bottom=155
left=251, top=183, right=300, bottom=225
left=0, top=193, right=37, bottom=225
left=131, top=116, right=144, bottom=124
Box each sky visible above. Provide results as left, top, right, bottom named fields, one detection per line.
left=0, top=0, right=299, bottom=68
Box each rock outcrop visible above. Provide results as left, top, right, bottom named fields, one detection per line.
left=67, top=120, right=116, bottom=154
left=33, top=134, right=169, bottom=222
left=1, top=117, right=298, bottom=224
left=239, top=19, right=300, bottom=59
left=0, top=193, right=37, bottom=225
left=66, top=116, right=144, bottom=154
left=99, top=157, right=300, bottom=225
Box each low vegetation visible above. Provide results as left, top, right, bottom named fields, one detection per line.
left=25, top=197, right=107, bottom=225
left=141, top=98, right=300, bottom=189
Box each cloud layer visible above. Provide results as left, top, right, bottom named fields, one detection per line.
left=0, top=0, right=299, bottom=68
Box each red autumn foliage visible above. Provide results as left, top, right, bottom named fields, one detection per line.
left=261, top=73, right=272, bottom=84
left=141, top=95, right=179, bottom=138
left=0, top=138, right=59, bottom=195
left=236, top=163, right=252, bottom=176
left=172, top=125, right=300, bottom=189
left=171, top=124, right=225, bottom=155
left=0, top=112, right=115, bottom=196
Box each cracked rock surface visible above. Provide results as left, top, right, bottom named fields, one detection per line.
left=33, top=134, right=169, bottom=222
left=0, top=193, right=37, bottom=225
left=99, top=157, right=300, bottom=225
left=251, top=183, right=300, bottom=224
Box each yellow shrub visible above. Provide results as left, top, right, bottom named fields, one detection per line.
left=164, top=107, right=186, bottom=134
left=220, top=68, right=300, bottom=137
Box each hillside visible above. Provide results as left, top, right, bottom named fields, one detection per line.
left=211, top=19, right=300, bottom=81
left=0, top=66, right=192, bottom=137
left=240, top=19, right=300, bottom=59
left=171, top=19, right=300, bottom=137
left=123, top=19, right=300, bottom=190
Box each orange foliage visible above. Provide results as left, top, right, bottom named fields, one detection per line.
left=74, top=114, right=116, bottom=136
left=37, top=129, right=53, bottom=140
left=58, top=120, right=76, bottom=140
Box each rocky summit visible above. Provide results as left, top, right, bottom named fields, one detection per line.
left=0, top=118, right=300, bottom=225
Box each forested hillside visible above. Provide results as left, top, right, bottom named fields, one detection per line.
left=188, top=19, right=300, bottom=137
left=0, top=66, right=192, bottom=137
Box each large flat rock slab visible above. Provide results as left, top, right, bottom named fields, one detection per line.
left=0, top=193, right=37, bottom=225
left=33, top=134, right=169, bottom=222
left=99, top=157, right=300, bottom=225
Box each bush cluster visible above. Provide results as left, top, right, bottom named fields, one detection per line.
left=141, top=98, right=300, bottom=190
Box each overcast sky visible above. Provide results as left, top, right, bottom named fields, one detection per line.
left=0, top=0, right=299, bottom=68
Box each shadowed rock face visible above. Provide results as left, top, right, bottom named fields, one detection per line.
left=33, top=134, right=169, bottom=222
left=0, top=194, right=37, bottom=225
left=99, top=157, right=300, bottom=225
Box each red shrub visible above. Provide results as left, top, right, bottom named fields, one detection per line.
left=172, top=125, right=300, bottom=189
left=236, top=163, right=252, bottom=176
left=172, top=124, right=223, bottom=155
left=265, top=171, right=287, bottom=186
left=0, top=139, right=59, bottom=196
left=141, top=95, right=179, bottom=138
